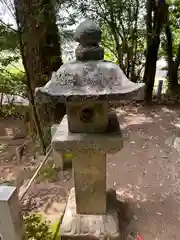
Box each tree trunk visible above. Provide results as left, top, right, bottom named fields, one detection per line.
left=143, top=0, right=168, bottom=103
left=14, top=0, right=62, bottom=89
left=14, top=0, right=65, bottom=148
left=166, top=24, right=180, bottom=92
left=39, top=0, right=63, bottom=79
left=143, top=38, right=160, bottom=102
left=14, top=1, right=46, bottom=154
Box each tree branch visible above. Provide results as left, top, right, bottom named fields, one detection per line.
left=0, top=19, right=17, bottom=32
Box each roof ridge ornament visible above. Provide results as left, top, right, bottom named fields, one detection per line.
left=74, top=20, right=104, bottom=61
left=35, top=20, right=146, bottom=103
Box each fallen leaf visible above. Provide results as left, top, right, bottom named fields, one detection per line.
left=167, top=175, right=171, bottom=180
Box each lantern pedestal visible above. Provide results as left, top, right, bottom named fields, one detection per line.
left=60, top=188, right=120, bottom=240
left=52, top=113, right=123, bottom=239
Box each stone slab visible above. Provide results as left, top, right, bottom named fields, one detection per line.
left=51, top=124, right=72, bottom=169
left=60, top=188, right=121, bottom=240
left=52, top=112, right=123, bottom=154
left=51, top=124, right=60, bottom=137
left=0, top=186, right=24, bottom=240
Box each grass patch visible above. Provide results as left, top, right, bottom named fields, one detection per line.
left=51, top=220, right=61, bottom=240
left=36, top=153, right=72, bottom=183
left=36, top=161, right=59, bottom=183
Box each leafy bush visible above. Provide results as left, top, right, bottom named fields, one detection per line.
left=0, top=70, right=26, bottom=97
left=24, top=213, right=53, bottom=240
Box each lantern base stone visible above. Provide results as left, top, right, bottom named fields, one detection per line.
left=60, top=188, right=121, bottom=240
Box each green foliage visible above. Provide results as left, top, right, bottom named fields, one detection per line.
left=0, top=21, right=25, bottom=104
left=24, top=213, right=53, bottom=240
left=37, top=153, right=72, bottom=183
left=160, top=0, right=180, bottom=57
left=51, top=221, right=61, bottom=240
left=0, top=105, right=28, bottom=119
left=37, top=161, right=59, bottom=182
left=0, top=55, right=20, bottom=67
left=0, top=70, right=26, bottom=96
left=100, top=25, right=117, bottom=62
left=0, top=144, right=7, bottom=153
left=0, top=24, right=18, bottom=52
left=67, top=0, right=146, bottom=81
left=24, top=213, right=61, bottom=240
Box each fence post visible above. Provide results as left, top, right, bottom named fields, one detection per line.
left=155, top=80, right=163, bottom=98
left=0, top=186, right=25, bottom=240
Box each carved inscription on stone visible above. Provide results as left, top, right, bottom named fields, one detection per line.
left=60, top=188, right=121, bottom=239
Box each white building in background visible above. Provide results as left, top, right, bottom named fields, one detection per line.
left=156, top=58, right=167, bottom=79
left=62, top=41, right=77, bottom=62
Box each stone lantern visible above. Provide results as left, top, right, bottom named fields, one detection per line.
left=36, top=20, right=145, bottom=240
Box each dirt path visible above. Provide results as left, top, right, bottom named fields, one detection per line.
left=108, top=104, right=180, bottom=239
left=1, top=104, right=180, bottom=239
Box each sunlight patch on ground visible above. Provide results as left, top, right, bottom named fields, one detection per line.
left=124, top=114, right=154, bottom=126
left=161, top=107, right=177, bottom=114
left=172, top=118, right=180, bottom=128
left=116, top=109, right=127, bottom=115
left=116, top=186, right=147, bottom=203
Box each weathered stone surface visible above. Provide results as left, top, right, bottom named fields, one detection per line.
left=35, top=60, right=145, bottom=103
left=73, top=151, right=106, bottom=214
left=0, top=186, right=24, bottom=240
left=35, top=20, right=145, bottom=104
left=66, top=101, right=108, bottom=133
left=51, top=148, right=64, bottom=169
left=52, top=113, right=123, bottom=154
left=51, top=124, right=72, bottom=169
left=75, top=45, right=104, bottom=61
left=52, top=113, right=122, bottom=214
left=75, top=20, right=104, bottom=61
left=60, top=188, right=121, bottom=240
left=75, top=20, right=101, bottom=45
